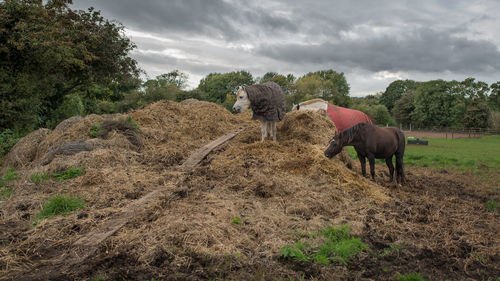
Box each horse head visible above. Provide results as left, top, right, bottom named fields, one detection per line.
left=232, top=86, right=251, bottom=113
left=324, top=132, right=343, bottom=158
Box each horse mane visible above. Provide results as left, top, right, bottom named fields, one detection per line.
left=298, top=98, right=327, bottom=106
left=339, top=122, right=368, bottom=145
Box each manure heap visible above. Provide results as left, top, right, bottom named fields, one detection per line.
left=1, top=100, right=389, bottom=280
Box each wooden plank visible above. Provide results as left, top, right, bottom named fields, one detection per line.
left=73, top=190, right=162, bottom=247
left=180, top=128, right=244, bottom=170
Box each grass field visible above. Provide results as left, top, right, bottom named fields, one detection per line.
left=345, top=135, right=500, bottom=184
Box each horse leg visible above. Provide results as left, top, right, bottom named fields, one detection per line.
left=396, top=153, right=405, bottom=183
left=368, top=155, right=376, bottom=181
left=385, top=157, right=394, bottom=182
left=272, top=122, right=277, bottom=141
left=358, top=155, right=367, bottom=177
left=261, top=121, right=267, bottom=141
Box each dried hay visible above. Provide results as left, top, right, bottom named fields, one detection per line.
left=0, top=100, right=395, bottom=279
left=4, top=128, right=51, bottom=169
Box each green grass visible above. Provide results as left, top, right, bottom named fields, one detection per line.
left=280, top=225, right=367, bottom=266
left=0, top=187, right=14, bottom=200
left=231, top=216, right=241, bottom=225
left=126, top=115, right=139, bottom=131
left=345, top=135, right=500, bottom=175
left=2, top=168, right=19, bottom=181
left=34, top=194, right=85, bottom=223
left=51, top=167, right=85, bottom=181
left=29, top=168, right=85, bottom=184
left=89, top=124, right=101, bottom=138
left=30, top=172, right=51, bottom=184
left=0, top=169, right=19, bottom=198
left=379, top=242, right=405, bottom=257
left=486, top=200, right=498, bottom=212
left=397, top=272, right=427, bottom=281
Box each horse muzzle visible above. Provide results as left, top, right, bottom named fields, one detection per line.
left=232, top=106, right=241, bottom=113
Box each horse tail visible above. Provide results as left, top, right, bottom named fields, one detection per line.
left=395, top=128, right=406, bottom=183
left=396, top=129, right=405, bottom=155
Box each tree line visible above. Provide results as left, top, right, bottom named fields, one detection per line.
left=1, top=0, right=499, bottom=156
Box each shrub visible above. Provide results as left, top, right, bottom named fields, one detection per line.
left=0, top=129, right=21, bottom=157
left=34, top=194, right=85, bottom=222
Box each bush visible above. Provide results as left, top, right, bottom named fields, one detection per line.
left=0, top=129, right=21, bottom=157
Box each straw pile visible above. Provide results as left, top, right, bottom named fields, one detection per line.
left=0, top=100, right=389, bottom=279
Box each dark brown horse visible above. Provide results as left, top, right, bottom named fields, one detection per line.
left=324, top=122, right=406, bottom=183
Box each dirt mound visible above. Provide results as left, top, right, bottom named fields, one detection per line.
left=2, top=100, right=496, bottom=280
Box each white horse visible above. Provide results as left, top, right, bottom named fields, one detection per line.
left=232, top=83, right=286, bottom=141
left=291, top=98, right=328, bottom=111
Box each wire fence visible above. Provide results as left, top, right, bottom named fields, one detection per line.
left=399, top=125, right=500, bottom=139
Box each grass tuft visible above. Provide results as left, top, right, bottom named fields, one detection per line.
left=0, top=187, right=14, bottom=200
left=51, top=167, right=85, bottom=181
left=30, top=172, right=50, bottom=184
left=2, top=168, right=19, bottom=181
left=486, top=200, right=498, bottom=212
left=280, top=225, right=367, bottom=266
left=397, top=272, right=427, bottom=281
left=34, top=194, right=85, bottom=223
left=231, top=216, right=241, bottom=225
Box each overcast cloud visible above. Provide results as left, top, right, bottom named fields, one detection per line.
left=72, top=0, right=500, bottom=96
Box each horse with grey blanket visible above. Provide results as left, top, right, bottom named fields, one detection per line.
left=232, top=82, right=286, bottom=141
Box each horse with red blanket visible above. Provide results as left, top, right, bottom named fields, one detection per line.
left=292, top=99, right=372, bottom=132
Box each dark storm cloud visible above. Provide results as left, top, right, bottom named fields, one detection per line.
left=72, top=0, right=297, bottom=40
left=72, top=0, right=500, bottom=94
left=258, top=28, right=500, bottom=73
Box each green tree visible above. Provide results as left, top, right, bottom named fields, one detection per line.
left=351, top=94, right=394, bottom=125
left=156, top=70, right=188, bottom=89
left=0, top=0, right=140, bottom=131
left=303, top=70, right=351, bottom=107
left=259, top=72, right=295, bottom=95
left=411, top=80, right=463, bottom=127
left=488, top=82, right=500, bottom=110
left=392, top=91, right=416, bottom=126
left=289, top=71, right=350, bottom=108
left=197, top=71, right=254, bottom=104
left=380, top=79, right=418, bottom=112
left=454, top=78, right=490, bottom=128
left=462, top=99, right=490, bottom=128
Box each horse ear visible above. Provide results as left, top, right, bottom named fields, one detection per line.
left=297, top=104, right=300, bottom=110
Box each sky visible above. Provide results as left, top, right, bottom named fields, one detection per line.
left=71, top=0, right=500, bottom=96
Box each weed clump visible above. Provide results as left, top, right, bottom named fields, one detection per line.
left=397, top=272, right=427, bottom=281
left=30, top=172, right=50, bottom=184
left=486, top=200, right=498, bottom=212
left=52, top=167, right=85, bottom=181
left=34, top=194, right=85, bottom=223
left=280, top=225, right=367, bottom=266
left=0, top=187, right=14, bottom=200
